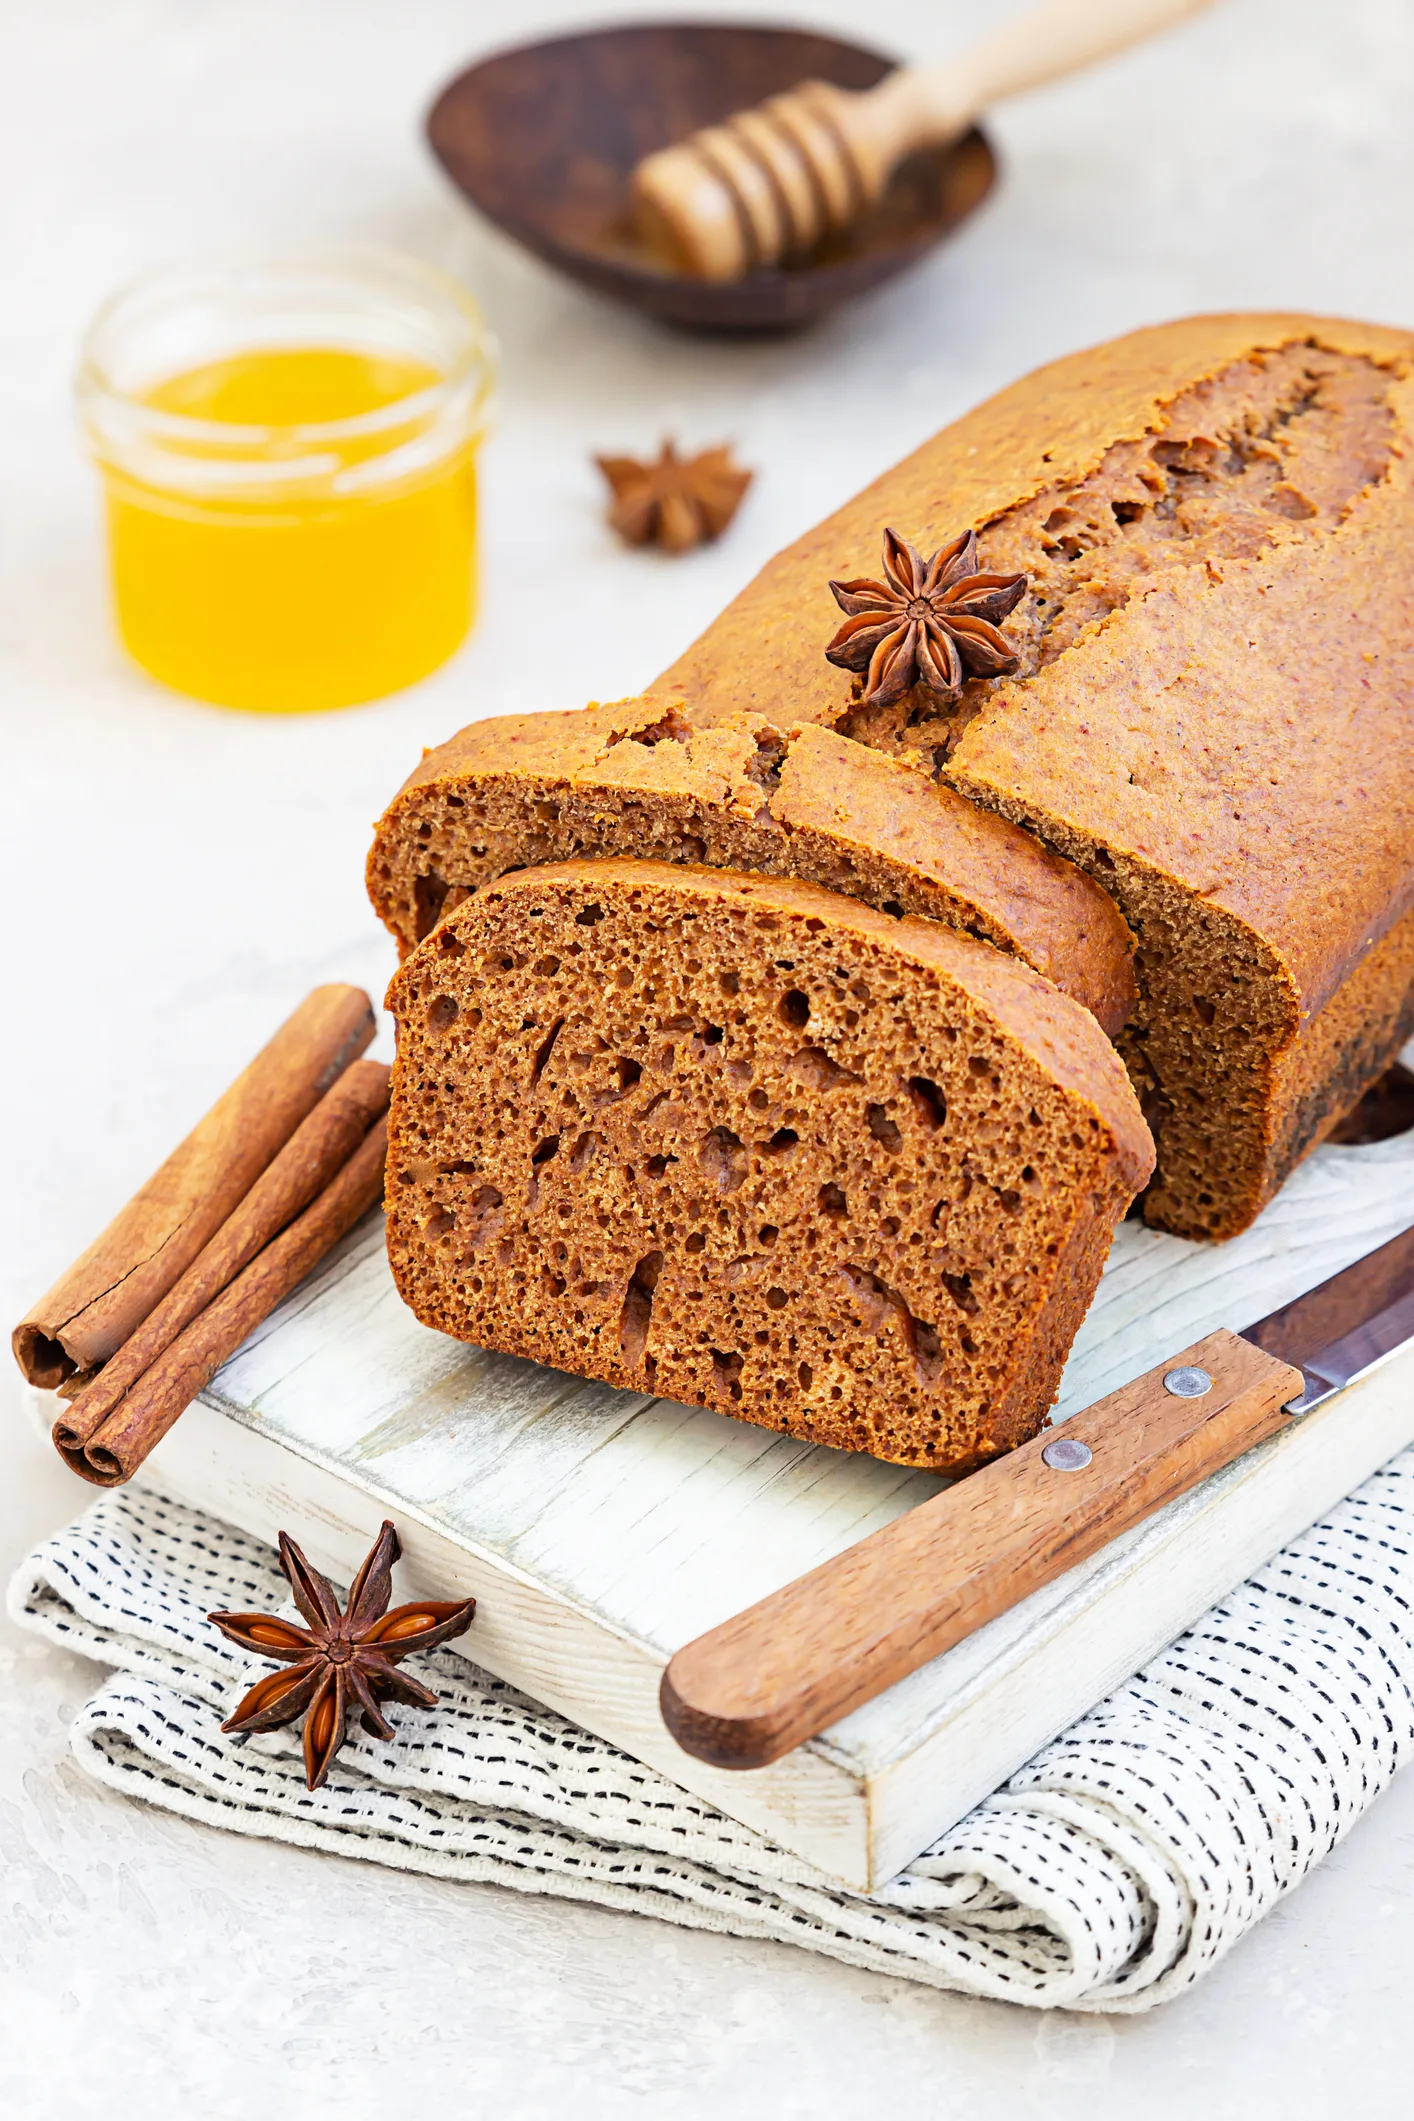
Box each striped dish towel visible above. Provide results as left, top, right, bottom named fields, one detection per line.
left=11, top=1470, right=1414, bottom=2012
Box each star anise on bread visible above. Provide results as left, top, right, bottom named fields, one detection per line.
left=596, top=439, right=752, bottom=553
left=209, top=1520, right=475, bottom=1790
left=825, top=527, right=1027, bottom=711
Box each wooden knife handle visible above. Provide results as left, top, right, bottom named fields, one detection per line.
left=661, top=1329, right=1304, bottom=1770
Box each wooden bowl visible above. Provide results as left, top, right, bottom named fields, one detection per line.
left=426, top=22, right=997, bottom=334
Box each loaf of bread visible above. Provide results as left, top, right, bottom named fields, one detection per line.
left=384, top=861, right=1152, bottom=1471
left=367, top=699, right=1135, bottom=1035
left=370, top=311, right=1411, bottom=1469
left=655, top=315, right=1414, bottom=1238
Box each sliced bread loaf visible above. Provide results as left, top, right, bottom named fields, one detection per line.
left=652, top=315, right=1414, bottom=1237
left=367, top=699, right=1135, bottom=1036
left=384, top=860, right=1152, bottom=1471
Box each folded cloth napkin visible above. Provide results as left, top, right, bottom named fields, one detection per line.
left=11, top=1470, right=1414, bottom=2012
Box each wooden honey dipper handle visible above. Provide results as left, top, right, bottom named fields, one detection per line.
left=633, top=0, right=1217, bottom=280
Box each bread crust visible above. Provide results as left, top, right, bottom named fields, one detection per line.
left=367, top=702, right=1136, bottom=1035
left=650, top=314, right=1414, bottom=1235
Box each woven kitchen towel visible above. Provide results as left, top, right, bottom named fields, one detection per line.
left=11, top=1472, right=1414, bottom=2012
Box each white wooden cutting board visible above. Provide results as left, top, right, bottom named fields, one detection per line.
left=139, top=1121, right=1414, bottom=1890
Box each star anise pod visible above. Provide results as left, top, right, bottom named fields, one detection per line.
left=596, top=439, right=752, bottom=553
left=825, top=527, right=1028, bottom=712
left=208, top=1520, right=475, bottom=1790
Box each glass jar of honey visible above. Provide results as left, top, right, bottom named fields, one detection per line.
left=77, top=249, right=495, bottom=712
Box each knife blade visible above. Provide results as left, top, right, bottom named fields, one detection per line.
left=1241, top=1223, right=1414, bottom=1415
left=661, top=1225, right=1414, bottom=1771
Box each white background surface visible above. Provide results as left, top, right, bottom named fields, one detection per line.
left=3, top=0, right=1414, bottom=2112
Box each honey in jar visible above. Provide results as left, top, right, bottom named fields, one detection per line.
left=78, top=251, right=495, bottom=713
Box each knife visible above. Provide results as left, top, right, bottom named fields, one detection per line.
left=660, top=1224, right=1414, bottom=1771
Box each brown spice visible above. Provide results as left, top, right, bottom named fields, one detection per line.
left=596, top=440, right=752, bottom=552
left=209, top=1520, right=475, bottom=1790
left=12, top=985, right=375, bottom=1388
left=61, top=1119, right=389, bottom=1488
left=53, top=1059, right=391, bottom=1463
left=825, top=528, right=1026, bottom=713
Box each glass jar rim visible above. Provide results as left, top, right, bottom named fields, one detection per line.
left=76, top=243, right=496, bottom=450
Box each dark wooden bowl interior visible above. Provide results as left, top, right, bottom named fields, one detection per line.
left=426, top=22, right=997, bottom=333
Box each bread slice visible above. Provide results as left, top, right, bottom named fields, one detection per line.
left=384, top=860, right=1153, bottom=1471
left=652, top=315, right=1414, bottom=1237
left=366, top=698, right=1135, bottom=1037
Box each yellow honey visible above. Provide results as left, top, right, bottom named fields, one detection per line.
left=79, top=252, right=494, bottom=713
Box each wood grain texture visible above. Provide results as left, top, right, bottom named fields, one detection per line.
left=112, top=1312, right=1414, bottom=1890
left=192, top=1122, right=1414, bottom=1671
left=425, top=23, right=995, bottom=334
left=113, top=1389, right=875, bottom=1884
left=631, top=0, right=1214, bottom=280
left=13, top=985, right=374, bottom=1387
left=660, top=1330, right=1304, bottom=1768
left=123, top=1116, right=1414, bottom=1886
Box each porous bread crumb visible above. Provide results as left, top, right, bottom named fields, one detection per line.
left=649, top=317, right=1414, bottom=1241
left=384, top=861, right=1152, bottom=1472
left=373, top=321, right=1414, bottom=1246
left=367, top=711, right=1136, bottom=1036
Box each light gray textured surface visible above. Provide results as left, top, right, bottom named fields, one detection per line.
left=4, top=0, right=1414, bottom=2111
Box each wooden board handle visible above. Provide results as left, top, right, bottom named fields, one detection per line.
left=661, top=1329, right=1304, bottom=1770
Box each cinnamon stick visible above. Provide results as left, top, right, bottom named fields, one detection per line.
left=53, top=1059, right=390, bottom=1459
left=14, top=985, right=375, bottom=1388
left=65, top=1117, right=389, bottom=1488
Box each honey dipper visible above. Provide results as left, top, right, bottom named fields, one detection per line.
left=632, top=0, right=1217, bottom=281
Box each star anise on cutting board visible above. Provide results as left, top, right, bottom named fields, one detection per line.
left=596, top=439, right=753, bottom=553
left=825, top=527, right=1028, bottom=711
left=208, top=1520, right=475, bottom=1790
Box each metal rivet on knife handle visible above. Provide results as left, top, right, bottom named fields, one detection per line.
left=1041, top=1436, right=1092, bottom=1471
left=1163, top=1365, right=1213, bottom=1398
left=660, top=1330, right=1304, bottom=1772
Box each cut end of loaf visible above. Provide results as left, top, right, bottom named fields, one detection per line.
left=366, top=702, right=1137, bottom=1039
left=384, top=860, right=1150, bottom=1472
